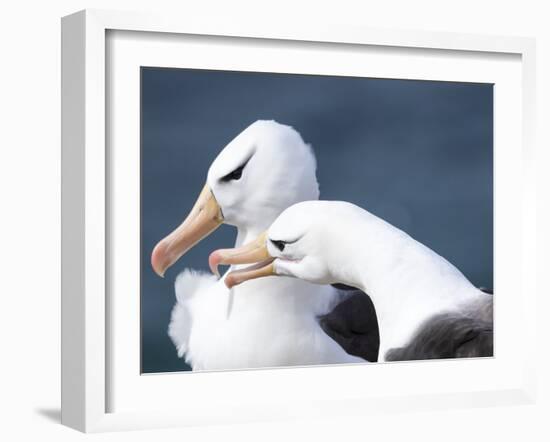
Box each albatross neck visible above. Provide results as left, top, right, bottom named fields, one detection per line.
left=342, top=212, right=482, bottom=356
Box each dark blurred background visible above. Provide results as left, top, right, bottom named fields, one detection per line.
left=141, top=67, right=493, bottom=373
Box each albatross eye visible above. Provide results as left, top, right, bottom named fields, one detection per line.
left=220, top=155, right=253, bottom=182
left=270, top=239, right=286, bottom=252
left=220, top=164, right=245, bottom=182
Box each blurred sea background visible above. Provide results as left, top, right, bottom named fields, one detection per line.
left=141, top=68, right=493, bottom=373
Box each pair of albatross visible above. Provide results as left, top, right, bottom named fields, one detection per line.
left=152, top=120, right=379, bottom=370
left=152, top=120, right=492, bottom=367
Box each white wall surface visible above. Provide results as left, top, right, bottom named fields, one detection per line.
left=0, top=1, right=548, bottom=440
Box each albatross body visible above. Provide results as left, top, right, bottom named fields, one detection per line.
left=151, top=122, right=377, bottom=370
left=170, top=264, right=361, bottom=370
left=214, top=200, right=493, bottom=362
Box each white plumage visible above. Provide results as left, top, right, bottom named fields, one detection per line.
left=220, top=200, right=493, bottom=362
left=162, top=121, right=365, bottom=370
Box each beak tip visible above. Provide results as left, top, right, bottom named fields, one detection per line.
left=152, top=263, right=166, bottom=278
left=151, top=243, right=167, bottom=278
left=208, top=251, right=222, bottom=278
left=224, top=274, right=236, bottom=289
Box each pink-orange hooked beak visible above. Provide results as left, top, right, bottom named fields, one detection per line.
left=151, top=184, right=223, bottom=277
left=208, top=232, right=276, bottom=288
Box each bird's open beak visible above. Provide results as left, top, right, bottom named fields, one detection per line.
left=151, top=184, right=224, bottom=277
left=208, top=232, right=275, bottom=288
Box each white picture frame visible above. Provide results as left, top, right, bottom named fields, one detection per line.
left=61, top=9, right=537, bottom=433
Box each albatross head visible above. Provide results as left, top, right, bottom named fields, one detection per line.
left=210, top=200, right=365, bottom=288
left=151, top=120, right=319, bottom=277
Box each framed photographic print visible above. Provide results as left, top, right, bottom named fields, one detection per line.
left=61, top=9, right=537, bottom=432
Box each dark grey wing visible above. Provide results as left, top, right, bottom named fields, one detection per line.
left=385, top=313, right=493, bottom=361
left=318, top=285, right=380, bottom=362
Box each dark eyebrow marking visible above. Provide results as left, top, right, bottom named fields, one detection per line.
left=268, top=236, right=302, bottom=252
left=283, top=237, right=300, bottom=245
left=270, top=239, right=286, bottom=252
left=220, top=155, right=253, bottom=183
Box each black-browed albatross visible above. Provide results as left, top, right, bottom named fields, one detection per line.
left=151, top=121, right=379, bottom=370
left=211, top=200, right=493, bottom=361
